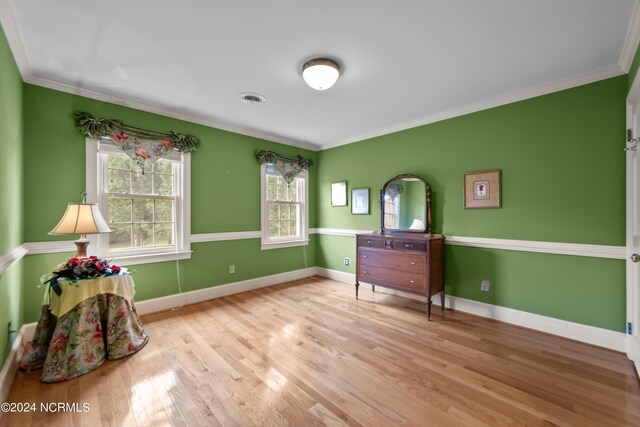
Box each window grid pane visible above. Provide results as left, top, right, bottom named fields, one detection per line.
left=264, top=164, right=306, bottom=244
left=106, top=154, right=177, bottom=250
left=268, top=201, right=301, bottom=239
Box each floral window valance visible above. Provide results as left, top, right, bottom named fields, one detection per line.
left=74, top=112, right=201, bottom=172
left=385, top=182, right=404, bottom=201
left=255, top=149, right=314, bottom=184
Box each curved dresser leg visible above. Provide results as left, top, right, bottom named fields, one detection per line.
left=372, top=285, right=375, bottom=293
left=355, top=282, right=360, bottom=300
left=427, top=297, right=432, bottom=320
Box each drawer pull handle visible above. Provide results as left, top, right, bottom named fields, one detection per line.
left=363, top=255, right=368, bottom=258
left=362, top=270, right=367, bottom=274
left=410, top=261, right=416, bottom=265
left=405, top=244, right=413, bottom=248
left=367, top=240, right=373, bottom=244
left=409, top=280, right=416, bottom=284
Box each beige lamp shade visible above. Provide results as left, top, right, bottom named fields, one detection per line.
left=49, top=204, right=112, bottom=236
left=409, top=218, right=425, bottom=230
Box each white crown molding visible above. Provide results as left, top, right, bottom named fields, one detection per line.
left=319, top=65, right=625, bottom=150
left=2, top=0, right=628, bottom=154
left=0, top=0, right=29, bottom=77
left=0, top=245, right=27, bottom=275
left=0, top=2, right=319, bottom=152
left=316, top=267, right=626, bottom=352
left=620, top=0, right=640, bottom=72
left=134, top=267, right=318, bottom=315
left=23, top=74, right=320, bottom=152
left=445, top=235, right=625, bottom=260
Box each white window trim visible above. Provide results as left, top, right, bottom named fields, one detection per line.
left=260, top=163, right=309, bottom=250
left=384, top=194, right=400, bottom=229
left=85, top=138, right=191, bottom=265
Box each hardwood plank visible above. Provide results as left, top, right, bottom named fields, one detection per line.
left=2, top=276, right=638, bottom=426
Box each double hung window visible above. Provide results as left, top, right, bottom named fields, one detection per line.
left=86, top=140, right=191, bottom=264
left=260, top=163, right=308, bottom=249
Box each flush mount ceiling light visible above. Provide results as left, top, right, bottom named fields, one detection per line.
left=302, top=58, right=340, bottom=90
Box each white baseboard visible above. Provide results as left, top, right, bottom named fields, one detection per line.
left=316, top=267, right=627, bottom=352
left=135, top=267, right=318, bottom=315
left=444, top=295, right=626, bottom=352
left=2, top=265, right=629, bottom=407
left=1, top=267, right=318, bottom=404
left=0, top=324, right=30, bottom=420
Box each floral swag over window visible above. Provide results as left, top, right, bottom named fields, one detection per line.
left=255, top=149, right=314, bottom=184
left=74, top=112, right=201, bottom=173
left=385, top=182, right=404, bottom=201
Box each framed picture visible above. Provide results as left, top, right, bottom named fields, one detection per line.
left=464, top=169, right=501, bottom=209
left=331, top=181, right=347, bottom=206
left=351, top=188, right=369, bottom=214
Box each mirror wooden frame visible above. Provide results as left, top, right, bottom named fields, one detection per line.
left=380, top=174, right=432, bottom=234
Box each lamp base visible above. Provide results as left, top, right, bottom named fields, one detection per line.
left=74, top=240, right=90, bottom=258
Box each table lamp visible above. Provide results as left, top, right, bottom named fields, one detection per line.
left=49, top=202, right=112, bottom=258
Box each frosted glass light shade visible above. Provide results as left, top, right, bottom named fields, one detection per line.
left=302, top=58, right=340, bottom=90
left=49, top=204, right=112, bottom=235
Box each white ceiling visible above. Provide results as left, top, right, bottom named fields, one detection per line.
left=1, top=0, right=637, bottom=150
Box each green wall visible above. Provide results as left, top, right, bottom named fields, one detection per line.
left=20, top=84, right=317, bottom=323
left=22, top=84, right=317, bottom=240
left=316, top=76, right=627, bottom=332
left=0, top=24, right=24, bottom=369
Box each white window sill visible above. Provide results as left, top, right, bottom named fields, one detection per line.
left=107, top=250, right=192, bottom=266
left=261, top=239, right=310, bottom=250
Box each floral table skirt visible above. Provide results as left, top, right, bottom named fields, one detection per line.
left=19, top=293, right=149, bottom=383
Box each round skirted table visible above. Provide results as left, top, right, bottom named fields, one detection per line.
left=19, top=273, right=149, bottom=383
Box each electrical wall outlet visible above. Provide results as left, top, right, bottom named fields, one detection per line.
left=481, top=280, right=490, bottom=292
left=229, top=265, right=235, bottom=274
left=344, top=257, right=350, bottom=266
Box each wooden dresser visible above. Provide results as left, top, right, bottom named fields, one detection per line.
left=355, top=232, right=445, bottom=318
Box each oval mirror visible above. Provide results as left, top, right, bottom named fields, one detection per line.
left=381, top=174, right=431, bottom=233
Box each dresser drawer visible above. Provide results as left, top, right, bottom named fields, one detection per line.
left=358, top=264, right=425, bottom=292
left=357, top=236, right=385, bottom=248
left=392, top=239, right=427, bottom=252
left=359, top=249, right=424, bottom=274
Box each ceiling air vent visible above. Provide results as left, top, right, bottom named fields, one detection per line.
left=239, top=93, right=266, bottom=104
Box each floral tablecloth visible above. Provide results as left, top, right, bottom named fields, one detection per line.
left=19, top=274, right=149, bottom=383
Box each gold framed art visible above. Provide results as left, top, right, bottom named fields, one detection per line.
left=464, top=169, right=501, bottom=209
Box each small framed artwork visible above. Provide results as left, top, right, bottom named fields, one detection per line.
left=351, top=188, right=369, bottom=215
left=464, top=169, right=501, bottom=209
left=331, top=181, right=347, bottom=206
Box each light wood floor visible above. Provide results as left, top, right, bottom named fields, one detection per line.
left=3, top=276, right=639, bottom=426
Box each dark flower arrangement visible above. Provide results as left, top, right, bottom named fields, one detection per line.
left=43, top=256, right=124, bottom=296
